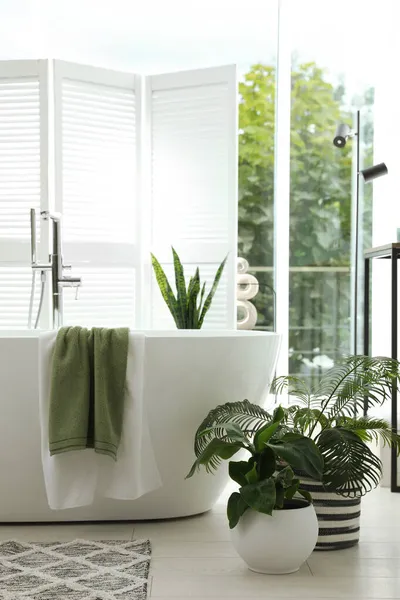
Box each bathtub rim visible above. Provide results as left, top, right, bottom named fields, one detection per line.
left=0, top=329, right=280, bottom=339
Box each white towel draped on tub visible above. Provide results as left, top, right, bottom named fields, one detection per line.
left=39, top=331, right=162, bottom=510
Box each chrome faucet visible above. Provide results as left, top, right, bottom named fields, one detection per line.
left=30, top=209, right=82, bottom=329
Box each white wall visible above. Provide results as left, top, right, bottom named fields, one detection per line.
left=371, top=1, right=400, bottom=359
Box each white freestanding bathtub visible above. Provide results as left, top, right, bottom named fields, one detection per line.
left=0, top=330, right=280, bottom=522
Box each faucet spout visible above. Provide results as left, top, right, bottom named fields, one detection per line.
left=29, top=208, right=82, bottom=329
left=60, top=276, right=82, bottom=287
left=41, top=210, right=62, bottom=223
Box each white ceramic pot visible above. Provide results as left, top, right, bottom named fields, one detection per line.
left=230, top=502, right=318, bottom=574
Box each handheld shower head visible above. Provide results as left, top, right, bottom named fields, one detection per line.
left=30, top=208, right=37, bottom=265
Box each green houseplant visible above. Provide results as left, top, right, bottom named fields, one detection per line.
left=271, top=355, right=400, bottom=549
left=151, top=248, right=227, bottom=329
left=271, top=355, right=400, bottom=496
left=187, top=403, right=323, bottom=573
left=191, top=355, right=400, bottom=550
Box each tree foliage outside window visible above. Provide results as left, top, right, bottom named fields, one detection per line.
left=238, top=61, right=374, bottom=382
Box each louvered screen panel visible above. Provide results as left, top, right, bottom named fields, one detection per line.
left=150, top=263, right=229, bottom=330
left=0, top=267, right=40, bottom=329
left=151, top=84, right=230, bottom=248
left=149, top=66, right=237, bottom=329
left=54, top=62, right=138, bottom=328
left=62, top=267, right=135, bottom=328
left=0, top=61, right=47, bottom=330
left=61, top=78, right=136, bottom=244
left=0, top=77, right=40, bottom=240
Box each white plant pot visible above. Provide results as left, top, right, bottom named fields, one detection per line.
left=230, top=503, right=318, bottom=574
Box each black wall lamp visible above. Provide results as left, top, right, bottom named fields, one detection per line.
left=333, top=110, right=388, bottom=354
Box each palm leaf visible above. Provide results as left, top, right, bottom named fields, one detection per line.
left=193, top=400, right=272, bottom=458
left=313, top=355, right=398, bottom=422
left=187, top=438, right=243, bottom=477
left=198, top=254, right=228, bottom=328
left=318, top=427, right=382, bottom=497
left=271, top=375, right=311, bottom=406
left=172, top=246, right=187, bottom=329
left=339, top=416, right=400, bottom=453
left=150, top=253, right=180, bottom=327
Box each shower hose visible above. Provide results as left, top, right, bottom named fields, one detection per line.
left=28, top=270, right=47, bottom=329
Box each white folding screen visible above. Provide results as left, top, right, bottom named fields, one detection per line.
left=0, top=60, right=48, bottom=328
left=53, top=61, right=139, bottom=328
left=0, top=60, right=237, bottom=330
left=147, top=66, right=237, bottom=329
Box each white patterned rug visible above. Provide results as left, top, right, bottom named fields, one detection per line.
left=0, top=539, right=151, bottom=599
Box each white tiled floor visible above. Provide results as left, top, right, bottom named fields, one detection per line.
left=1, top=486, right=400, bottom=598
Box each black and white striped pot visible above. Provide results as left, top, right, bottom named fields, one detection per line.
left=300, top=476, right=361, bottom=550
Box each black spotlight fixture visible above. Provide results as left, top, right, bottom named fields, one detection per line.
left=361, top=162, right=389, bottom=183
left=334, top=110, right=388, bottom=355
left=333, top=123, right=352, bottom=148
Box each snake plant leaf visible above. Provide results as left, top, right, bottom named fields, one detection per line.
left=172, top=246, right=187, bottom=329
left=199, top=281, right=206, bottom=314
left=151, top=249, right=227, bottom=329
left=150, top=253, right=181, bottom=327
left=198, top=254, right=228, bottom=327
left=187, top=268, right=200, bottom=328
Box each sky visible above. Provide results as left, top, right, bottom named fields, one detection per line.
left=0, top=0, right=394, bottom=93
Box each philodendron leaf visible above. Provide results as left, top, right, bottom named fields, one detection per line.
left=239, top=478, right=276, bottom=516
left=276, top=465, right=295, bottom=486
left=257, top=445, right=276, bottom=480
left=227, top=492, right=249, bottom=529
left=198, top=255, right=228, bottom=327
left=273, top=405, right=286, bottom=423
left=275, top=483, right=285, bottom=509
left=254, top=421, right=280, bottom=452
left=171, top=247, right=187, bottom=329
left=298, top=488, right=312, bottom=503
left=186, top=438, right=243, bottom=478
left=151, top=253, right=180, bottom=327
left=284, top=480, right=300, bottom=500
left=268, top=433, right=324, bottom=480
left=245, top=461, right=259, bottom=484
left=229, top=461, right=253, bottom=486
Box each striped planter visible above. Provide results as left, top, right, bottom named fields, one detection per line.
left=300, top=476, right=361, bottom=550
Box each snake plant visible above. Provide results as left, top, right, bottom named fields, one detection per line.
left=151, top=247, right=227, bottom=329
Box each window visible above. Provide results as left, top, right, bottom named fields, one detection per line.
left=287, top=0, right=382, bottom=383
left=0, top=60, right=237, bottom=329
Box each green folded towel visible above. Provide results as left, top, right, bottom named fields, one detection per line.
left=49, top=326, right=129, bottom=460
